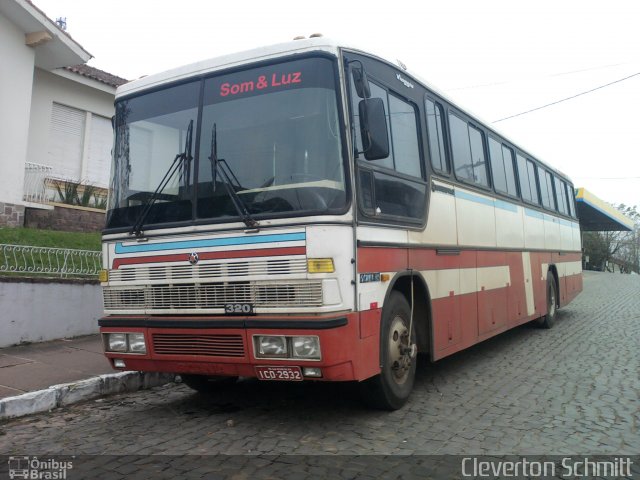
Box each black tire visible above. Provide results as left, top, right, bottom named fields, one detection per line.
left=181, top=375, right=238, bottom=393
left=535, top=274, right=557, bottom=329
left=360, top=292, right=417, bottom=410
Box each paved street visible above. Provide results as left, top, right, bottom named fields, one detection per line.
left=1, top=272, right=638, bottom=460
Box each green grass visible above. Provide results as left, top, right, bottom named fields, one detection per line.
left=0, top=227, right=101, bottom=251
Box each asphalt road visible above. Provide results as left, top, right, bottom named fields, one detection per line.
left=1, top=271, right=638, bottom=477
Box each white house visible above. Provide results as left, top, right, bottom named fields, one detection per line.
left=0, top=0, right=126, bottom=227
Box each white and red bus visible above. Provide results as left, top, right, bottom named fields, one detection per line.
left=100, top=37, right=582, bottom=409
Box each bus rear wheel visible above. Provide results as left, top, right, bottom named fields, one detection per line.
left=535, top=274, right=557, bottom=329
left=181, top=374, right=238, bottom=393
left=361, top=291, right=417, bottom=410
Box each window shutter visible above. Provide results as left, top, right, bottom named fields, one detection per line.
left=48, top=103, right=85, bottom=181
left=87, top=115, right=112, bottom=187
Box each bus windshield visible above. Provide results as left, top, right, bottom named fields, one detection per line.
left=106, top=56, right=347, bottom=231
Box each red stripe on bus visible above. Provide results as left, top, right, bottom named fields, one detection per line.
left=113, top=246, right=306, bottom=269
left=360, top=247, right=515, bottom=272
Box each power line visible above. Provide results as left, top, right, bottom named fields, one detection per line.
left=493, top=72, right=640, bottom=123
left=573, top=176, right=640, bottom=180
left=450, top=62, right=632, bottom=92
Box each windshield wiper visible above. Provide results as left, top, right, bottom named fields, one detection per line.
left=130, top=120, right=193, bottom=236
left=208, top=124, right=259, bottom=228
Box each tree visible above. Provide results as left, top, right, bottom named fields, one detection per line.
left=583, top=204, right=640, bottom=273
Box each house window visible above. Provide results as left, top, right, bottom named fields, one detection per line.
left=48, top=103, right=85, bottom=181
left=47, top=103, right=112, bottom=187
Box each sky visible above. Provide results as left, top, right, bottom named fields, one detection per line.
left=37, top=0, right=640, bottom=209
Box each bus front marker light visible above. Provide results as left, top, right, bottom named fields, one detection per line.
left=257, top=336, right=287, bottom=357
left=113, top=359, right=126, bottom=368
left=303, top=367, right=322, bottom=378
left=99, top=269, right=109, bottom=282
left=106, top=333, right=127, bottom=352
left=127, top=333, right=147, bottom=353
left=307, top=258, right=334, bottom=273
left=291, top=336, right=321, bottom=359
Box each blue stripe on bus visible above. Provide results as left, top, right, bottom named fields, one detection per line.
left=114, top=232, right=306, bottom=254
left=493, top=199, right=519, bottom=213
left=525, top=209, right=544, bottom=220
left=454, top=190, right=494, bottom=208
left=455, top=190, right=518, bottom=213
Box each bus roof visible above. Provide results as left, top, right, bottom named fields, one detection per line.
left=117, top=37, right=571, bottom=182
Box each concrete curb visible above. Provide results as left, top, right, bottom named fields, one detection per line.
left=0, top=371, right=176, bottom=420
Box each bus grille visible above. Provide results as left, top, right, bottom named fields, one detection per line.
left=108, top=257, right=307, bottom=283
left=152, top=333, right=245, bottom=357
left=103, top=281, right=324, bottom=311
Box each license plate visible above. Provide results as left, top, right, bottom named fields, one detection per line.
left=255, top=366, right=303, bottom=381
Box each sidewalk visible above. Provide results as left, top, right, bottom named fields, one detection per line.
left=0, top=334, right=114, bottom=399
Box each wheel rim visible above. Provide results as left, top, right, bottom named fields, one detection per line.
left=388, top=315, right=412, bottom=385
left=548, top=284, right=556, bottom=316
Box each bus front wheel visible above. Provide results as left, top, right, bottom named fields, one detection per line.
left=361, top=291, right=417, bottom=410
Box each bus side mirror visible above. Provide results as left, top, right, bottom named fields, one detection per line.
left=352, top=64, right=371, bottom=99
left=359, top=98, right=389, bottom=160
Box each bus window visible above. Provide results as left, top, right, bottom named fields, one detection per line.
left=389, top=94, right=421, bottom=178
left=489, top=138, right=506, bottom=192
left=449, top=113, right=489, bottom=186
left=555, top=177, right=568, bottom=215
left=352, top=80, right=421, bottom=179
left=469, top=126, right=488, bottom=186
left=425, top=98, right=448, bottom=172
left=517, top=154, right=531, bottom=201
left=503, top=145, right=517, bottom=196
left=540, top=169, right=555, bottom=209
left=489, top=138, right=517, bottom=196
left=526, top=160, right=540, bottom=204
left=565, top=182, right=576, bottom=217
left=546, top=171, right=557, bottom=210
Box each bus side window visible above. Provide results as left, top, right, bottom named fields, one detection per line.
left=566, top=183, right=576, bottom=217
left=545, top=171, right=557, bottom=210
left=539, top=169, right=554, bottom=209
left=554, top=177, right=568, bottom=215
left=425, top=98, right=448, bottom=173
left=489, top=137, right=506, bottom=193
left=351, top=79, right=394, bottom=170
left=502, top=145, right=518, bottom=196
left=388, top=93, right=422, bottom=178
left=526, top=160, right=540, bottom=205
left=449, top=112, right=489, bottom=187
left=516, top=154, right=532, bottom=202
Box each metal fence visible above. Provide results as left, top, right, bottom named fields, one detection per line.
left=23, top=162, right=54, bottom=204
left=0, top=244, right=102, bottom=278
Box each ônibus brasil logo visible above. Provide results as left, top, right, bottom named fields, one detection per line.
left=8, top=456, right=73, bottom=479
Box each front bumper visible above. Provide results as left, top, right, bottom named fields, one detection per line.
left=99, top=311, right=381, bottom=382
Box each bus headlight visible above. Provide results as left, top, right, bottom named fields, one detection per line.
left=127, top=333, right=147, bottom=353
left=104, top=332, right=146, bottom=354
left=106, top=333, right=127, bottom=352
left=291, top=336, right=321, bottom=359
left=257, top=336, right=287, bottom=357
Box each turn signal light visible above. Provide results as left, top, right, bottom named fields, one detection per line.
left=99, top=269, right=109, bottom=282
left=307, top=258, right=334, bottom=273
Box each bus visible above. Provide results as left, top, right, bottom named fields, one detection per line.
left=99, top=36, right=582, bottom=410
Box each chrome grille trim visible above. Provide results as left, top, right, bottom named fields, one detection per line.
left=152, top=333, right=245, bottom=357
left=103, top=281, right=324, bottom=311
left=109, top=257, right=307, bottom=283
